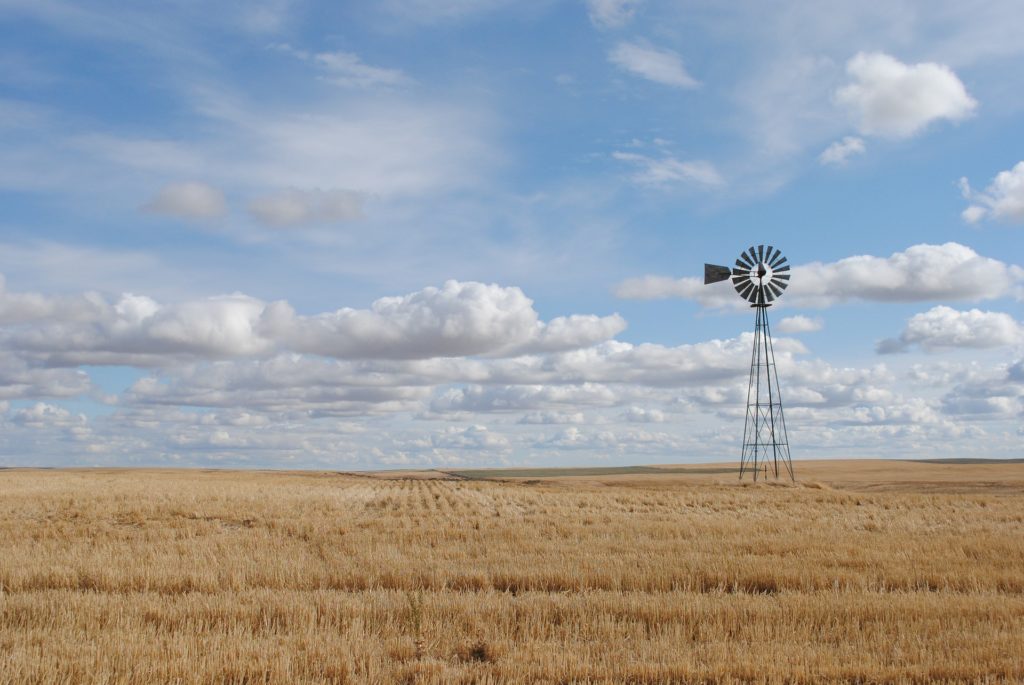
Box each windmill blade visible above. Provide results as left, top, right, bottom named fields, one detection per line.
left=736, top=251, right=754, bottom=268
left=764, top=245, right=776, bottom=264
left=736, top=280, right=755, bottom=300
left=732, top=267, right=749, bottom=277
left=773, top=272, right=790, bottom=281
left=731, top=276, right=748, bottom=288
left=772, top=277, right=789, bottom=291
left=757, top=244, right=765, bottom=263
left=771, top=254, right=788, bottom=268
left=773, top=263, right=790, bottom=273
left=767, top=281, right=784, bottom=299
left=748, top=246, right=757, bottom=265
left=749, top=285, right=764, bottom=303
left=764, top=286, right=777, bottom=302
left=704, top=264, right=733, bottom=284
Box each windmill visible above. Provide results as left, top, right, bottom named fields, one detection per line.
left=704, top=245, right=794, bottom=481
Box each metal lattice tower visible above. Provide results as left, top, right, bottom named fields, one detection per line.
left=704, top=245, right=794, bottom=482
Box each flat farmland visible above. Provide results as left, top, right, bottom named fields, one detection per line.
left=1, top=462, right=1023, bottom=684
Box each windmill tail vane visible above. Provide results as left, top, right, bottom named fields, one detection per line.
left=704, top=245, right=794, bottom=482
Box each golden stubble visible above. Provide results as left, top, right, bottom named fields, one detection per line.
left=0, top=467, right=1022, bottom=684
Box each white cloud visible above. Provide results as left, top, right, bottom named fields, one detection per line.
left=126, top=357, right=431, bottom=415
left=792, top=243, right=1021, bottom=306
left=116, top=330, right=808, bottom=417
left=0, top=352, right=91, bottom=400
left=426, top=425, right=509, bottom=450
left=142, top=181, right=226, bottom=219
left=267, top=281, right=625, bottom=360
left=819, top=136, right=865, bottom=166
left=12, top=402, right=81, bottom=428
left=608, top=41, right=699, bottom=89
left=0, top=277, right=623, bottom=366
left=528, top=313, right=628, bottom=353
left=938, top=360, right=1024, bottom=418
left=836, top=52, right=977, bottom=139
left=587, top=0, right=640, bottom=28
left=777, top=316, right=823, bottom=333
left=430, top=383, right=618, bottom=414
left=616, top=243, right=1024, bottom=308
left=960, top=162, right=1024, bottom=224
left=517, top=411, right=585, bottom=425
left=247, top=188, right=364, bottom=226
left=612, top=152, right=723, bottom=188
left=2, top=291, right=275, bottom=366
left=622, top=406, right=665, bottom=423
left=878, top=306, right=1024, bottom=353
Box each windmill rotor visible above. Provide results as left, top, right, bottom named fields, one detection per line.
left=705, top=244, right=790, bottom=306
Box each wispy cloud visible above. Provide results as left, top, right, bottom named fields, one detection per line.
left=273, top=43, right=411, bottom=88
left=143, top=181, right=226, bottom=219
left=612, top=151, right=722, bottom=188
left=247, top=188, right=364, bottom=226
left=819, top=136, right=865, bottom=166
left=608, top=41, right=699, bottom=88
left=586, top=0, right=641, bottom=29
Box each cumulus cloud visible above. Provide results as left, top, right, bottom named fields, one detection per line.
left=938, top=361, right=1024, bottom=418
left=835, top=52, right=977, bottom=139
left=819, top=136, right=865, bottom=166
left=247, top=188, right=364, bottom=226
left=12, top=402, right=84, bottom=429
left=517, top=411, right=585, bottom=425
left=142, top=181, right=226, bottom=219
left=777, top=315, right=823, bottom=333
left=587, top=0, right=640, bottom=28
left=622, top=406, right=666, bottom=423
left=0, top=277, right=624, bottom=366
left=126, top=357, right=431, bottom=416
left=616, top=243, right=1024, bottom=308
left=877, top=306, right=1024, bottom=353
left=117, top=330, right=808, bottom=417
left=960, top=162, right=1024, bottom=224
left=612, top=152, right=723, bottom=188
left=792, top=243, right=1021, bottom=306
left=0, top=352, right=91, bottom=400
left=431, top=383, right=618, bottom=415
left=264, top=281, right=626, bottom=360
left=3, top=292, right=275, bottom=366
left=608, top=41, right=699, bottom=89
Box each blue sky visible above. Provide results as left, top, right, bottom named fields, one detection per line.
left=0, top=0, right=1022, bottom=468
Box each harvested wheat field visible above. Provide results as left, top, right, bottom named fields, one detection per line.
left=1, top=462, right=1023, bottom=684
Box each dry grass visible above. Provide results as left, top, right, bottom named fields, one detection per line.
left=1, top=464, right=1023, bottom=683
